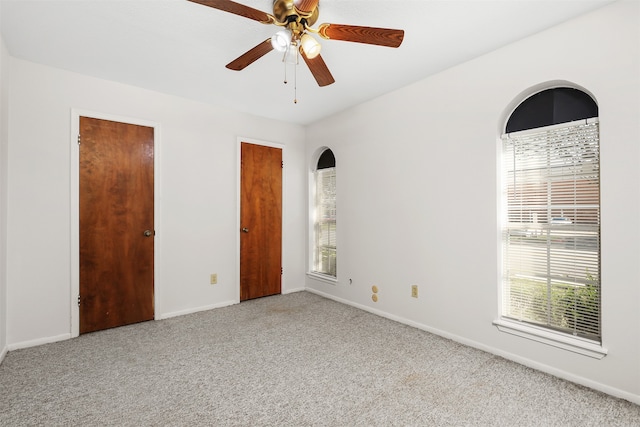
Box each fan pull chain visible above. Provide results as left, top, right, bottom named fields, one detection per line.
left=294, top=51, right=298, bottom=104
left=281, top=43, right=299, bottom=104
left=283, top=51, right=288, bottom=85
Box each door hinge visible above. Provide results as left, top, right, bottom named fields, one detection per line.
left=281, top=267, right=283, bottom=275
left=77, top=134, right=81, bottom=145
left=281, top=161, right=283, bottom=168
left=77, top=295, right=81, bottom=306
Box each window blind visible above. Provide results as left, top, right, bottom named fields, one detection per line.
left=314, top=167, right=336, bottom=276
left=502, top=118, right=600, bottom=341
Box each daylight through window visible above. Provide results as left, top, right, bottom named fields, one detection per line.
left=313, top=149, right=336, bottom=277
left=501, top=88, right=600, bottom=343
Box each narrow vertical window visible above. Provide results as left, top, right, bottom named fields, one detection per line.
left=499, top=88, right=601, bottom=348
left=313, top=149, right=336, bottom=277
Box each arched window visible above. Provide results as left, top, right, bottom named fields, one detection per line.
left=312, top=149, right=336, bottom=277
left=499, top=87, right=602, bottom=350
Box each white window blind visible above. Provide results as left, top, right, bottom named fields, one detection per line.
left=501, top=118, right=600, bottom=342
left=314, top=167, right=336, bottom=276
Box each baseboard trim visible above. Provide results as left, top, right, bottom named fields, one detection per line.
left=304, top=288, right=640, bottom=406
left=8, top=333, right=72, bottom=351
left=157, top=300, right=238, bottom=320
left=5, top=301, right=240, bottom=351
left=282, top=287, right=305, bottom=295
left=0, top=345, right=7, bottom=364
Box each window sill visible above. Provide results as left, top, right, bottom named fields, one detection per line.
left=306, top=272, right=338, bottom=285
left=493, top=318, right=607, bottom=359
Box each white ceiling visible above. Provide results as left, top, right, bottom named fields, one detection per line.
left=0, top=0, right=614, bottom=125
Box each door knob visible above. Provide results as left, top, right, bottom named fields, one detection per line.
left=241, top=227, right=249, bottom=233
left=143, top=230, right=153, bottom=237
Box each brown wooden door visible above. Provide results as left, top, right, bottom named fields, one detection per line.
left=79, top=117, right=154, bottom=334
left=240, top=142, right=282, bottom=301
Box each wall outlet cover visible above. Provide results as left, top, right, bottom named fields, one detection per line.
left=411, top=285, right=418, bottom=298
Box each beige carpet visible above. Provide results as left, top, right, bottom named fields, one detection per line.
left=1, top=291, right=639, bottom=426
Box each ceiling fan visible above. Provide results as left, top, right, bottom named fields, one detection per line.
left=187, top=0, right=405, bottom=87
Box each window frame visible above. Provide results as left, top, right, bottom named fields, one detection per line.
left=495, top=89, right=607, bottom=358
left=308, top=148, right=337, bottom=283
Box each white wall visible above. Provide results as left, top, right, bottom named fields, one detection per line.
left=0, top=30, right=9, bottom=360
left=6, top=58, right=306, bottom=347
left=306, top=0, right=640, bottom=403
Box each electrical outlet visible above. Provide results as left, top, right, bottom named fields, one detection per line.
left=411, top=285, right=418, bottom=298
left=210, top=273, right=217, bottom=285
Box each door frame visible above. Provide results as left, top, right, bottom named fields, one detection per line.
left=236, top=137, right=286, bottom=302
left=70, top=109, right=162, bottom=338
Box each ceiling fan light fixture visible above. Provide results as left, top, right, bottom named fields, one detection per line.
left=271, top=30, right=292, bottom=52
left=191, top=0, right=404, bottom=88
left=300, top=33, right=321, bottom=59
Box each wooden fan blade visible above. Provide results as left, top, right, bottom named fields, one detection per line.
left=187, top=0, right=273, bottom=23
left=294, top=0, right=319, bottom=14
left=300, top=49, right=335, bottom=87
left=318, top=23, right=404, bottom=48
left=226, top=39, right=274, bottom=71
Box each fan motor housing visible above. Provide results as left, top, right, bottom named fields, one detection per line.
left=273, top=0, right=319, bottom=26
